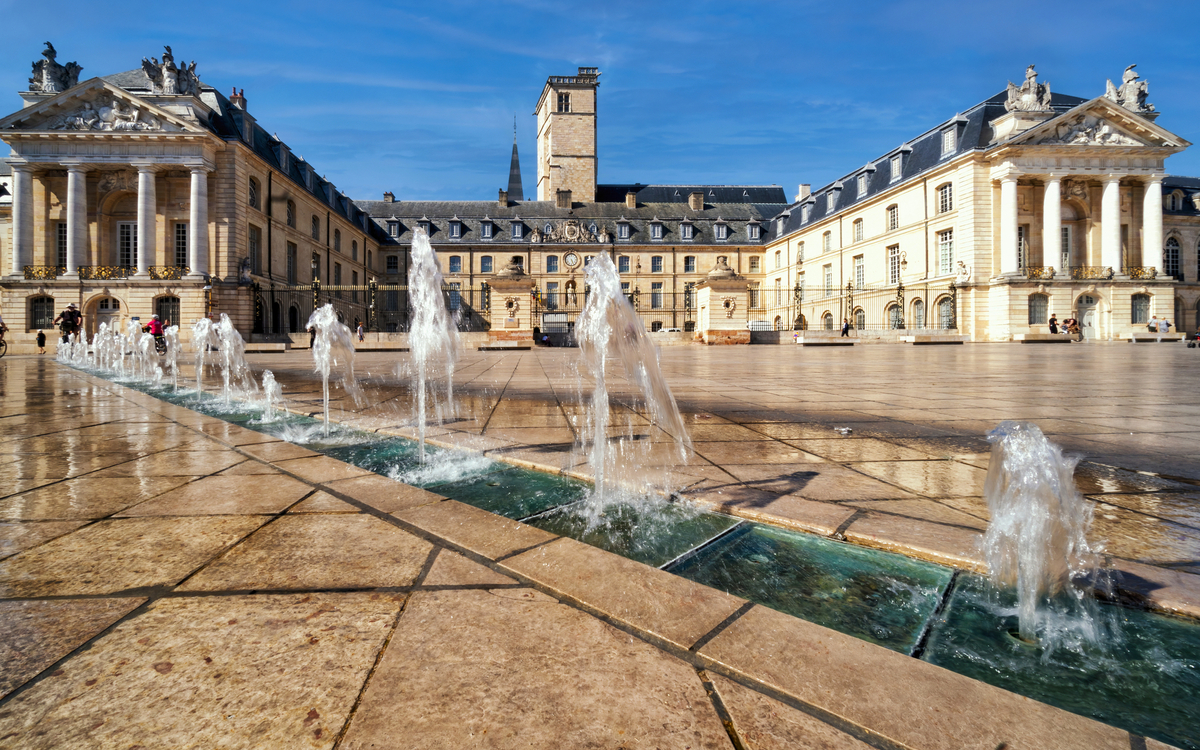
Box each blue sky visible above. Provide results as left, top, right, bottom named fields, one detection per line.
left=3, top=0, right=1199, bottom=201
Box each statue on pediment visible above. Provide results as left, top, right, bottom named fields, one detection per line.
left=1104, top=65, right=1155, bottom=115
left=1041, top=113, right=1139, bottom=146
left=46, top=94, right=164, bottom=132
left=29, top=42, right=82, bottom=93
left=1005, top=65, right=1052, bottom=113
left=142, top=46, right=201, bottom=96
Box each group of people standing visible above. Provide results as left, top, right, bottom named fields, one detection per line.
left=1048, top=314, right=1082, bottom=338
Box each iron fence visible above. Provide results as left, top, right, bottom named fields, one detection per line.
left=748, top=281, right=960, bottom=332
left=532, top=288, right=696, bottom=345
left=252, top=281, right=492, bottom=335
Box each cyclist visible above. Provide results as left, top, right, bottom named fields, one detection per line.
left=0, top=315, right=8, bottom=357
left=52, top=303, right=82, bottom=344
left=145, top=314, right=166, bottom=354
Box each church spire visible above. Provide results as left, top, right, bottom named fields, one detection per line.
left=507, top=118, right=524, bottom=201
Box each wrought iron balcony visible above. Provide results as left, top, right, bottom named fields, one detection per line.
left=23, top=265, right=65, bottom=280
left=78, top=266, right=134, bottom=280
left=1024, top=266, right=1056, bottom=280
left=1069, top=266, right=1115, bottom=280
left=1126, top=266, right=1158, bottom=280
left=149, top=266, right=190, bottom=280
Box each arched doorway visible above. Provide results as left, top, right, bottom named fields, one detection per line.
left=288, top=304, right=300, bottom=333
left=1077, top=293, right=1101, bottom=340
left=88, top=296, right=123, bottom=337
left=272, top=300, right=283, bottom=333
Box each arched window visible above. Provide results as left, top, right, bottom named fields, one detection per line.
left=938, top=297, right=954, bottom=329
left=311, top=215, right=320, bottom=240
left=886, top=204, right=899, bottom=231
left=912, top=299, right=925, bottom=329
left=1164, top=237, right=1181, bottom=278
left=822, top=312, right=834, bottom=330
left=352, top=241, right=359, bottom=261
left=937, top=183, right=953, bottom=213
left=822, top=231, right=832, bottom=253
left=286, top=200, right=296, bottom=228
left=1028, top=293, right=1049, bottom=325
left=248, top=177, right=260, bottom=210
left=1131, top=293, right=1151, bottom=324
left=887, top=303, right=904, bottom=329
left=333, top=229, right=341, bottom=252
left=854, top=307, right=865, bottom=331
left=853, top=219, right=863, bottom=242
left=30, top=296, right=55, bottom=329
left=155, top=295, right=180, bottom=326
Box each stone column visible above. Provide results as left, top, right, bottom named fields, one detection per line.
left=1142, top=175, right=1164, bottom=276
left=187, top=167, right=209, bottom=278
left=9, top=166, right=33, bottom=278
left=1101, top=176, right=1122, bottom=273
left=1042, top=175, right=1062, bottom=276
left=999, top=175, right=1019, bottom=275
left=135, top=165, right=157, bottom=277
left=64, top=165, right=88, bottom=277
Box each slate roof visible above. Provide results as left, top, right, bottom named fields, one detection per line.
left=100, top=69, right=388, bottom=243
left=771, top=90, right=1091, bottom=240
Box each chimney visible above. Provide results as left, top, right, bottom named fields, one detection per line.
left=498, top=188, right=508, bottom=207
left=228, top=87, right=255, bottom=146
left=625, top=191, right=637, bottom=209
left=230, top=87, right=247, bottom=110
left=795, top=183, right=811, bottom=202
left=688, top=191, right=704, bottom=211
left=383, top=191, right=395, bottom=203
left=556, top=189, right=572, bottom=209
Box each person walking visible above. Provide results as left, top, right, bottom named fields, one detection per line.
left=52, top=302, right=82, bottom=343
left=841, top=318, right=850, bottom=338
left=356, top=321, right=364, bottom=343
left=1048, top=314, right=1059, bottom=334
left=36, top=330, right=46, bottom=354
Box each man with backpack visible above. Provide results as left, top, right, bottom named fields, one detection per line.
left=52, top=303, right=82, bottom=344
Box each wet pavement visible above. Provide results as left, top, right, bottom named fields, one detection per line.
left=0, top=344, right=1195, bottom=748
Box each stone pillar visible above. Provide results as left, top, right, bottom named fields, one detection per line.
left=1142, top=175, right=1164, bottom=276
left=998, top=175, right=1019, bottom=275
left=135, top=166, right=157, bottom=277
left=187, top=167, right=209, bottom=278
left=1042, top=175, right=1062, bottom=276
left=64, top=165, right=88, bottom=277
left=1101, top=176, right=1122, bottom=273
left=9, top=166, right=33, bottom=278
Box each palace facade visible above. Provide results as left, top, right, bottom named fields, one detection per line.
left=3, top=50, right=1199, bottom=347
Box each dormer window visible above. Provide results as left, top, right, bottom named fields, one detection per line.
left=801, top=204, right=811, bottom=223
left=449, top=219, right=462, bottom=239
left=617, top=220, right=630, bottom=240
left=419, top=218, right=431, bottom=235
left=826, top=192, right=837, bottom=214
left=680, top=219, right=694, bottom=241
left=387, top=220, right=400, bottom=237
left=714, top=220, right=729, bottom=241
left=890, top=155, right=902, bottom=182
left=857, top=173, right=869, bottom=197
left=650, top=220, right=664, bottom=241
left=480, top=219, right=493, bottom=239
left=747, top=222, right=760, bottom=240
left=941, top=128, right=956, bottom=156
left=511, top=221, right=523, bottom=240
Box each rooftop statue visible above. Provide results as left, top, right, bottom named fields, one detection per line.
left=141, top=46, right=201, bottom=96
left=1004, top=64, right=1052, bottom=113
left=29, top=42, right=82, bottom=93
left=1104, top=65, right=1155, bottom=114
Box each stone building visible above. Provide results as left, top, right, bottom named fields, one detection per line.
left=0, top=43, right=382, bottom=351
left=764, top=65, right=1199, bottom=341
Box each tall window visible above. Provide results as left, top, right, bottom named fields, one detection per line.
left=827, top=192, right=836, bottom=214
left=545, top=281, right=559, bottom=308
left=855, top=308, right=865, bottom=330
left=748, top=223, right=760, bottom=240
left=31, top=296, right=55, bottom=328
left=857, top=173, right=868, bottom=196
left=618, top=256, right=630, bottom=273
left=156, top=295, right=180, bottom=326
left=448, top=282, right=461, bottom=311
left=311, top=215, right=320, bottom=240
left=386, top=255, right=399, bottom=273
left=546, top=255, right=559, bottom=273
left=853, top=219, right=863, bottom=242
left=1017, top=225, right=1028, bottom=270
left=176, top=223, right=188, bottom=267
left=511, top=223, right=523, bottom=239
left=481, top=256, right=493, bottom=273
left=651, top=282, right=663, bottom=309
left=797, top=242, right=804, bottom=264
left=939, top=297, right=954, bottom=328
left=715, top=223, right=728, bottom=240
left=775, top=277, right=783, bottom=305
left=388, top=221, right=400, bottom=237
left=913, top=299, right=925, bottom=329
left=886, top=205, right=899, bottom=231
left=854, top=255, right=864, bottom=289
left=1061, top=226, right=1072, bottom=269
left=333, top=229, right=341, bottom=252
left=352, top=240, right=358, bottom=261
left=888, top=245, right=900, bottom=284
left=249, top=224, right=262, bottom=274
left=680, top=223, right=693, bottom=240
left=557, top=92, right=570, bottom=113
left=651, top=256, right=663, bottom=273
left=938, top=229, right=954, bottom=276
left=774, top=250, right=782, bottom=269
left=823, top=264, right=833, bottom=296
left=822, top=231, right=832, bottom=253
left=748, top=283, right=760, bottom=309
left=749, top=256, right=761, bottom=273
left=118, top=223, right=138, bottom=268
left=1132, top=294, right=1151, bottom=324
left=941, top=128, right=955, bottom=155
left=684, top=256, right=696, bottom=273
left=248, top=177, right=260, bottom=210
left=617, top=223, right=630, bottom=240
left=1165, top=237, right=1181, bottom=277
left=480, top=221, right=493, bottom=239
left=938, top=183, right=953, bottom=213
left=888, top=304, right=903, bottom=329
left=57, top=223, right=67, bottom=267
left=286, top=201, right=296, bottom=228
left=286, top=242, right=297, bottom=283
left=890, top=155, right=901, bottom=181
left=333, top=262, right=342, bottom=285
left=650, top=223, right=663, bottom=240
left=1028, top=293, right=1049, bottom=324
left=448, top=256, right=461, bottom=273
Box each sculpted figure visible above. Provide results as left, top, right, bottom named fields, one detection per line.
left=1004, top=64, right=1052, bottom=113
left=29, top=42, right=82, bottom=93
left=142, top=46, right=198, bottom=95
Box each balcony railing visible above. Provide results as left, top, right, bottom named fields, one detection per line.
left=23, top=265, right=65, bottom=280
left=149, top=266, right=190, bottom=280
left=1069, top=266, right=1114, bottom=280
left=1126, top=266, right=1158, bottom=280
left=79, top=266, right=134, bottom=280
left=1024, top=266, right=1056, bottom=279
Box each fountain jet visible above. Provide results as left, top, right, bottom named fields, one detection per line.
left=407, top=228, right=460, bottom=462
left=307, top=304, right=361, bottom=437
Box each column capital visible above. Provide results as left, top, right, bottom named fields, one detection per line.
left=991, top=164, right=1024, bottom=182
left=130, top=161, right=165, bottom=174
left=60, top=161, right=92, bottom=173
left=1041, top=171, right=1070, bottom=182
left=1142, top=173, right=1167, bottom=185
left=186, top=163, right=214, bottom=174
left=1101, top=174, right=1124, bottom=184
left=7, top=162, right=34, bottom=174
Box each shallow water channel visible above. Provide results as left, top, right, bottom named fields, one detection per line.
left=111, top=380, right=1200, bottom=748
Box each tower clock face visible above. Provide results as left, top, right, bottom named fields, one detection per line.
left=563, top=252, right=580, bottom=268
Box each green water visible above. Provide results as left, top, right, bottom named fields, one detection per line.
left=669, top=524, right=954, bottom=653
left=921, top=575, right=1200, bottom=749
left=428, top=467, right=590, bottom=520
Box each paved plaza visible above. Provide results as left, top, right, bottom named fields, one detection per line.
left=0, top=343, right=1197, bottom=748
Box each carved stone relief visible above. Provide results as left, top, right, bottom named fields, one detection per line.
left=1062, top=179, right=1089, bottom=202
left=503, top=296, right=521, bottom=315
left=1038, top=114, right=1140, bottom=146
left=721, top=296, right=737, bottom=318
left=29, top=42, right=82, bottom=93
left=41, top=93, right=165, bottom=132
left=97, top=171, right=137, bottom=194
left=955, top=261, right=973, bottom=284
left=1004, top=65, right=1052, bottom=113
left=529, top=219, right=598, bottom=244
left=141, top=46, right=201, bottom=96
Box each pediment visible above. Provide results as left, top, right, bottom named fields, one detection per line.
left=1015, top=98, right=1188, bottom=150
left=0, top=79, right=200, bottom=134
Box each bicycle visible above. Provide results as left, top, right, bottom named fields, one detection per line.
left=0, top=337, right=7, bottom=358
